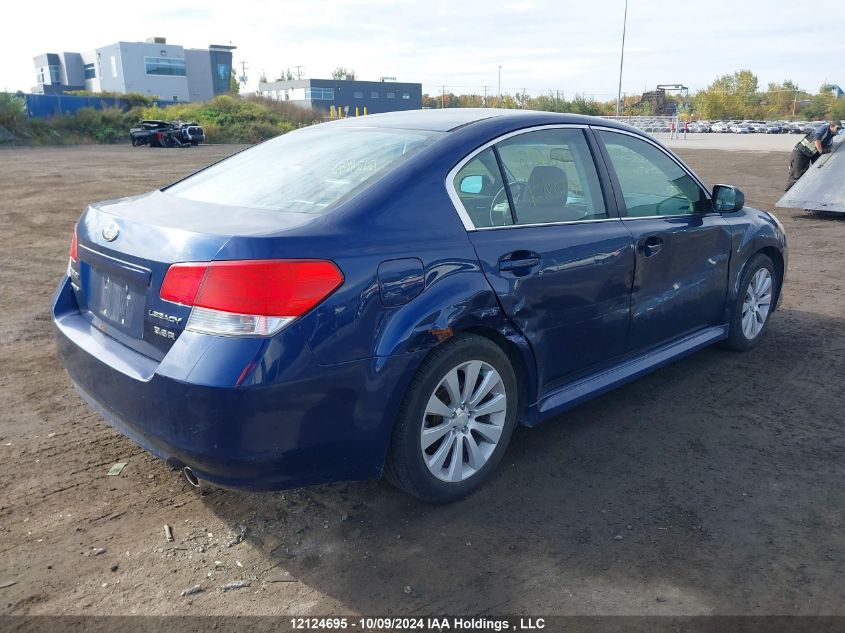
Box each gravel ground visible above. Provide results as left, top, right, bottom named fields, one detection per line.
left=0, top=143, right=843, bottom=616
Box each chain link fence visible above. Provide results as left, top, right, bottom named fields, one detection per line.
left=599, top=115, right=683, bottom=139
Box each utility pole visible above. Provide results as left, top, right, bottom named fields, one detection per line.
left=522, top=88, right=527, bottom=109
left=616, top=0, right=628, bottom=116
left=294, top=65, right=303, bottom=80
left=238, top=61, right=249, bottom=87
left=498, top=66, right=502, bottom=107
left=482, top=85, right=489, bottom=107
left=441, top=85, right=445, bottom=109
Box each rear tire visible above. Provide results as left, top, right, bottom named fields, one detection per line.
left=723, top=253, right=778, bottom=351
left=385, top=334, right=518, bottom=503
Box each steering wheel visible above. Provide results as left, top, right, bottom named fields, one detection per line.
left=489, top=181, right=527, bottom=226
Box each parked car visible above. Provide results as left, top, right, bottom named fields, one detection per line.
left=711, top=121, right=730, bottom=133
left=53, top=110, right=787, bottom=502
left=730, top=123, right=752, bottom=134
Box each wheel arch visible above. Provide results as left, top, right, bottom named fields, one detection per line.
left=731, top=245, right=785, bottom=310
left=445, top=324, right=537, bottom=425
left=757, top=246, right=785, bottom=306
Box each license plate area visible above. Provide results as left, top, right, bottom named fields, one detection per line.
left=89, top=268, right=146, bottom=338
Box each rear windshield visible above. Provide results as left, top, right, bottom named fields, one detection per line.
left=166, top=126, right=443, bottom=213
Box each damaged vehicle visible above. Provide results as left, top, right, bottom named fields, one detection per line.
left=54, top=109, right=787, bottom=502
left=130, top=120, right=204, bottom=147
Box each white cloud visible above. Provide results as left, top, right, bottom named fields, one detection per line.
left=2, top=0, right=842, bottom=98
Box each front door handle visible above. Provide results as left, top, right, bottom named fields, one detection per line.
left=638, top=236, right=663, bottom=257
left=498, top=251, right=541, bottom=272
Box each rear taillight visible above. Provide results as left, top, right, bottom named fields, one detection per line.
left=160, top=260, right=344, bottom=336
left=67, top=226, right=78, bottom=278
left=69, top=227, right=78, bottom=261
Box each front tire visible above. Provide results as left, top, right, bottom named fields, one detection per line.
left=385, top=335, right=518, bottom=503
left=723, top=254, right=778, bottom=351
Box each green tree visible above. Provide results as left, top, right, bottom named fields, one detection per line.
left=802, top=93, right=834, bottom=119
left=762, top=80, right=806, bottom=118
left=694, top=69, right=761, bottom=119
left=331, top=67, right=355, bottom=80
left=0, top=92, right=27, bottom=130
left=829, top=98, right=845, bottom=121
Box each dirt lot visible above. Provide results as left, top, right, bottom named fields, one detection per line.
left=0, top=143, right=843, bottom=616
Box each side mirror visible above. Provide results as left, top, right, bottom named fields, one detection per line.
left=712, top=184, right=745, bottom=212
left=459, top=175, right=484, bottom=194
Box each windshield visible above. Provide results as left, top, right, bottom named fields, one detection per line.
left=166, top=126, right=443, bottom=213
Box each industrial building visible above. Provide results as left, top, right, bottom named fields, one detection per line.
left=257, top=77, right=422, bottom=116
left=33, top=38, right=235, bottom=102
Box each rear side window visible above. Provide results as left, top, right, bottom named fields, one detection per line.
left=453, top=148, right=511, bottom=228
left=598, top=131, right=709, bottom=217
left=166, top=127, right=443, bottom=213
left=452, top=128, right=607, bottom=228
left=496, top=129, right=607, bottom=225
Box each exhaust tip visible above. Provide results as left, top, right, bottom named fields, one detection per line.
left=183, top=466, right=200, bottom=488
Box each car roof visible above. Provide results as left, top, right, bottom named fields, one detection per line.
left=331, top=108, right=634, bottom=133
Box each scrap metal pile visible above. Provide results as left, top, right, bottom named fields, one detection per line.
left=777, top=135, right=845, bottom=213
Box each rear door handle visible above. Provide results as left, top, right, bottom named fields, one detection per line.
left=638, top=236, right=663, bottom=257
left=498, top=252, right=541, bottom=272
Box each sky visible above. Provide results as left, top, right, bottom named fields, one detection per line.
left=2, top=0, right=841, bottom=100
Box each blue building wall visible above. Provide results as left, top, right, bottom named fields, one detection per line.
left=24, top=93, right=179, bottom=118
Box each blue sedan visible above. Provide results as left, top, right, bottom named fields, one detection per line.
left=53, top=109, right=787, bottom=502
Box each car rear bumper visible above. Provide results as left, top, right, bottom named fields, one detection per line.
left=53, top=276, right=422, bottom=491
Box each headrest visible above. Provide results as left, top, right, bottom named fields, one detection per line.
left=526, top=166, right=568, bottom=204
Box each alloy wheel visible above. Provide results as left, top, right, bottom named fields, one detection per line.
left=420, top=360, right=507, bottom=483
left=741, top=268, right=772, bottom=340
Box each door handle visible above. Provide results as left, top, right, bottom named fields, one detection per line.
left=498, top=252, right=541, bottom=272
left=638, top=236, right=663, bottom=257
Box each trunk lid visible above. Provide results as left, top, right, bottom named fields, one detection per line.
left=72, top=190, right=315, bottom=360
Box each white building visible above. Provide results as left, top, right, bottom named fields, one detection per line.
left=33, top=38, right=235, bottom=103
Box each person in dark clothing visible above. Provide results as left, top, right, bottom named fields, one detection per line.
left=786, top=121, right=842, bottom=190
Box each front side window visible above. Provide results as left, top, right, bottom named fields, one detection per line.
left=598, top=131, right=709, bottom=217
left=144, top=57, right=187, bottom=77
left=166, top=127, right=443, bottom=213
